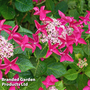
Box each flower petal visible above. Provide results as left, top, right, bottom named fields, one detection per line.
left=67, top=45, right=73, bottom=54
left=83, top=86, right=90, bottom=90
left=0, top=70, right=2, bottom=79
left=25, top=43, right=34, bottom=49
left=2, top=25, right=12, bottom=28
left=9, top=86, right=16, bottom=90
left=60, top=55, right=65, bottom=62
left=45, top=17, right=53, bottom=22
left=13, top=32, right=22, bottom=39
left=36, top=44, right=42, bottom=49
left=34, top=20, right=40, bottom=29
left=53, top=49, right=60, bottom=55
left=0, top=19, right=5, bottom=26
left=46, top=50, right=52, bottom=58
left=38, top=87, right=44, bottom=90
left=4, top=58, right=10, bottom=64
left=4, top=29, right=11, bottom=34
left=33, top=7, right=40, bottom=15
left=22, top=35, right=29, bottom=44
left=8, top=35, right=13, bottom=40
left=65, top=54, right=74, bottom=62
left=13, top=74, right=19, bottom=79
left=88, top=80, right=90, bottom=86
left=12, top=25, right=18, bottom=33
left=11, top=57, right=18, bottom=64
left=58, top=10, right=65, bottom=18
left=78, top=38, right=87, bottom=44
left=50, top=75, right=59, bottom=82
left=5, top=66, right=11, bottom=75
left=58, top=43, right=65, bottom=49
left=11, top=64, right=21, bottom=72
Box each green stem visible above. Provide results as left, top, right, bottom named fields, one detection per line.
left=36, top=0, right=46, bottom=5
left=34, top=59, right=40, bottom=77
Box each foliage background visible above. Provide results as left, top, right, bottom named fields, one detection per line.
left=0, top=0, right=90, bottom=90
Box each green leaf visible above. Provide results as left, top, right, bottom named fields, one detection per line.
left=88, top=0, right=90, bottom=9
left=1, top=31, right=9, bottom=39
left=77, top=74, right=88, bottom=90
left=73, top=45, right=84, bottom=56
left=69, top=62, right=79, bottom=70
left=0, top=80, right=7, bottom=90
left=34, top=61, right=47, bottom=77
left=45, top=0, right=55, bottom=12
left=55, top=81, right=66, bottom=90
left=18, top=32, right=32, bottom=38
left=25, top=77, right=42, bottom=90
left=87, top=57, right=90, bottom=66
left=18, top=26, right=33, bottom=34
left=8, top=70, right=34, bottom=79
left=65, top=85, right=77, bottom=90
left=30, top=57, right=37, bottom=67
left=34, top=43, right=48, bottom=59
left=15, top=0, right=33, bottom=12
left=84, top=65, right=90, bottom=77
left=80, top=0, right=85, bottom=13
left=52, top=53, right=60, bottom=62
left=68, top=0, right=76, bottom=9
left=43, top=57, right=56, bottom=65
left=53, top=1, right=68, bottom=18
left=64, top=69, right=78, bottom=80
left=0, top=6, right=15, bottom=19
left=45, top=62, right=66, bottom=78
left=83, top=41, right=90, bottom=55
left=55, top=1, right=68, bottom=12
left=13, top=54, right=35, bottom=72
left=69, top=9, right=79, bottom=20
left=63, top=78, right=76, bottom=85
left=4, top=21, right=15, bottom=29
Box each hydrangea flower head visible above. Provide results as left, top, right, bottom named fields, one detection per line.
left=0, top=35, right=13, bottom=59
left=77, top=58, right=88, bottom=68
left=33, top=6, right=87, bottom=62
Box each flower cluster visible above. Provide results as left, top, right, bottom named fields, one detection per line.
left=77, top=58, right=88, bottom=68
left=40, top=18, right=73, bottom=45
left=0, top=35, right=13, bottom=59
left=33, top=6, right=87, bottom=62
left=38, top=75, right=58, bottom=90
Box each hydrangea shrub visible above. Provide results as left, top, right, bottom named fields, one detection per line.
left=0, top=0, right=90, bottom=90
